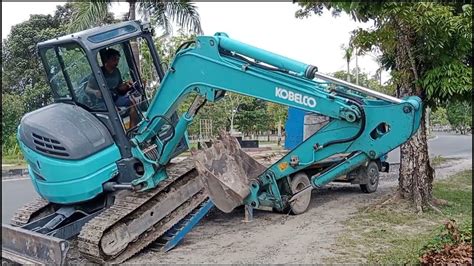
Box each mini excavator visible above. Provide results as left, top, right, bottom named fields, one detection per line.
left=2, top=20, right=422, bottom=264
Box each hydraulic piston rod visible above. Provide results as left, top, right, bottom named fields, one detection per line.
left=216, top=33, right=318, bottom=79
left=313, top=72, right=403, bottom=104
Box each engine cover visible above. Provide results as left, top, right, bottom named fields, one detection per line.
left=17, top=103, right=121, bottom=204
left=18, top=103, right=114, bottom=160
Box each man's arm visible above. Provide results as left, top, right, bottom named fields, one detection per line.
left=85, top=76, right=102, bottom=98
left=116, top=69, right=132, bottom=94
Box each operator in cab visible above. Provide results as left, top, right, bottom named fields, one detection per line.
left=86, top=48, right=138, bottom=128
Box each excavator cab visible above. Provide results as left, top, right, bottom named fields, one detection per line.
left=38, top=22, right=159, bottom=137
left=27, top=20, right=189, bottom=203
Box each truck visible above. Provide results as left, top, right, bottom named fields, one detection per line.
left=1, top=20, right=422, bottom=265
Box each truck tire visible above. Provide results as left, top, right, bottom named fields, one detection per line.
left=360, top=161, right=379, bottom=193
left=289, top=173, right=311, bottom=214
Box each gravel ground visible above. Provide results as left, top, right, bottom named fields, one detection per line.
left=7, top=152, right=471, bottom=264
left=124, top=156, right=472, bottom=264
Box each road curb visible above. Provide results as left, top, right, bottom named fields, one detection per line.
left=2, top=168, right=29, bottom=177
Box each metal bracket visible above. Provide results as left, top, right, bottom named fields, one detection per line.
left=289, top=156, right=300, bottom=167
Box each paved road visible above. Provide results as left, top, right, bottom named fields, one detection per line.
left=2, top=177, right=36, bottom=224
left=387, top=132, right=472, bottom=163
left=2, top=132, right=472, bottom=223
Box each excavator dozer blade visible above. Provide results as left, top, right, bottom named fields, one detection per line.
left=193, top=133, right=266, bottom=213
left=2, top=224, right=69, bottom=265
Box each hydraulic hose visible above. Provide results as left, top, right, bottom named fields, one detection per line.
left=318, top=91, right=366, bottom=150
left=138, top=114, right=176, bottom=160
left=175, top=41, right=195, bottom=55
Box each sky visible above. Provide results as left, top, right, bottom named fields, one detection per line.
left=1, top=2, right=388, bottom=82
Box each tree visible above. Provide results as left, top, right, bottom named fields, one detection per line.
left=447, top=100, right=472, bottom=134
left=53, top=2, right=77, bottom=25
left=430, top=107, right=449, bottom=127
left=295, top=2, right=472, bottom=212
left=69, top=1, right=202, bottom=34
left=235, top=98, right=271, bottom=137
left=190, top=97, right=234, bottom=137
left=2, top=94, right=25, bottom=146
left=332, top=69, right=395, bottom=96
left=1, top=7, right=67, bottom=147
left=268, top=103, right=288, bottom=145
left=137, top=30, right=198, bottom=99
left=223, top=93, right=250, bottom=135
left=2, top=14, right=60, bottom=95
left=69, top=1, right=203, bottom=66
left=373, top=55, right=384, bottom=86
left=2, top=12, right=72, bottom=114
left=341, top=43, right=353, bottom=82
left=154, top=30, right=198, bottom=67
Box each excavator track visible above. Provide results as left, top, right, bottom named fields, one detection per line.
left=77, top=158, right=208, bottom=264
left=10, top=197, right=53, bottom=226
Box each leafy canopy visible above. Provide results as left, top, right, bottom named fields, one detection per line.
left=447, top=100, right=472, bottom=134
left=69, top=1, right=203, bottom=36
left=295, top=2, right=472, bottom=108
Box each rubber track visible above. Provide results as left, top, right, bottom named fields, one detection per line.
left=77, top=158, right=208, bottom=264
left=10, top=197, right=52, bottom=226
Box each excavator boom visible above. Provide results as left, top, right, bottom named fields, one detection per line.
left=130, top=31, right=422, bottom=212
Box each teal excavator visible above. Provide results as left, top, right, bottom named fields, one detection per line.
left=1, top=20, right=422, bottom=265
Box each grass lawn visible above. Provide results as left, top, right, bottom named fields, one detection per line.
left=2, top=155, right=26, bottom=167
left=431, top=155, right=450, bottom=167
left=327, top=169, right=472, bottom=264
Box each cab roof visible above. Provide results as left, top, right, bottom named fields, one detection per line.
left=37, top=20, right=150, bottom=51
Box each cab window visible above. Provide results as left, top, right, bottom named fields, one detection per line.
left=40, top=43, right=107, bottom=111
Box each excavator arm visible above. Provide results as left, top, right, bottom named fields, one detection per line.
left=130, top=32, right=422, bottom=212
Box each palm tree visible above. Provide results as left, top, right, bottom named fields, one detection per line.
left=340, top=43, right=353, bottom=82
left=374, top=56, right=384, bottom=86
left=69, top=1, right=203, bottom=34
left=68, top=1, right=203, bottom=66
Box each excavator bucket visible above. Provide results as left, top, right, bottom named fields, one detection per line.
left=2, top=224, right=69, bottom=265
left=193, top=132, right=266, bottom=213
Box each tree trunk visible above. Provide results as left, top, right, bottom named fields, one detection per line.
left=277, top=119, right=282, bottom=146
left=398, top=110, right=434, bottom=213
left=355, top=47, right=359, bottom=85
left=395, top=20, right=435, bottom=213
left=346, top=59, right=351, bottom=82
left=230, top=112, right=235, bottom=134
left=426, top=106, right=431, bottom=136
